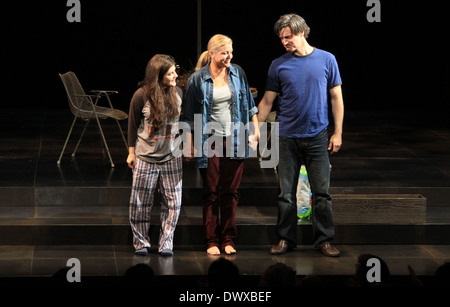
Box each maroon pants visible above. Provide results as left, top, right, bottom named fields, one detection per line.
left=199, top=139, right=244, bottom=250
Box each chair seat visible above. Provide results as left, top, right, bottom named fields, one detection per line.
left=78, top=106, right=128, bottom=121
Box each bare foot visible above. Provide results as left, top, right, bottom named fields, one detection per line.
left=207, top=246, right=221, bottom=255
left=224, top=245, right=236, bottom=255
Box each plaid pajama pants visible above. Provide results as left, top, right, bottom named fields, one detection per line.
left=129, top=157, right=182, bottom=252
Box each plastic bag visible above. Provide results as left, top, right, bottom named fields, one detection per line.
left=297, top=165, right=311, bottom=220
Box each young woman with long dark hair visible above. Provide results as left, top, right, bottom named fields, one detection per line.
left=127, top=54, right=183, bottom=256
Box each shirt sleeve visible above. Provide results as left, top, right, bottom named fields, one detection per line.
left=127, top=88, right=146, bottom=147
left=265, top=61, right=281, bottom=93
left=242, top=69, right=258, bottom=118
left=327, top=55, right=342, bottom=89
left=183, top=75, right=198, bottom=130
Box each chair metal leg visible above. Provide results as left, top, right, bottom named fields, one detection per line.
left=115, top=119, right=129, bottom=151
left=93, top=111, right=115, bottom=167
left=72, top=118, right=91, bottom=157
left=57, top=116, right=77, bottom=165
left=104, top=93, right=128, bottom=151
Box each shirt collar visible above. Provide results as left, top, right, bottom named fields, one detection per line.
left=200, top=63, right=237, bottom=81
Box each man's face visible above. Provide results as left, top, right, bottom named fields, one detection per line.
left=279, top=27, right=303, bottom=53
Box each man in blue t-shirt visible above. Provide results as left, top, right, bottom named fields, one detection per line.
left=258, top=13, right=344, bottom=257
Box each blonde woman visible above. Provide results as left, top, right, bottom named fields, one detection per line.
left=184, top=35, right=259, bottom=255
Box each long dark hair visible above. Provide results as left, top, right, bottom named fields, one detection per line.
left=138, top=54, right=179, bottom=129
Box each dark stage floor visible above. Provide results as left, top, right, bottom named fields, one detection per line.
left=1, top=107, right=450, bottom=289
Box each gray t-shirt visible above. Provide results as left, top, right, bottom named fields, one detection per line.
left=128, top=87, right=182, bottom=163
left=211, top=84, right=232, bottom=137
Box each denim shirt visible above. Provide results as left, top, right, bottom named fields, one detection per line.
left=184, top=63, right=258, bottom=168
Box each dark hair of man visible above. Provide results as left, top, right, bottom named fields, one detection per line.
left=274, top=13, right=311, bottom=38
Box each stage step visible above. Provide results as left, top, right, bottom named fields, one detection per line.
left=0, top=214, right=448, bottom=245
left=0, top=192, right=447, bottom=245
left=332, top=194, right=426, bottom=224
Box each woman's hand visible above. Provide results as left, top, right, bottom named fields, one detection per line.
left=249, top=115, right=260, bottom=151
left=127, top=147, right=136, bottom=169
left=248, top=134, right=259, bottom=151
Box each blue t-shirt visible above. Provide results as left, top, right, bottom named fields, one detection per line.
left=265, top=48, right=342, bottom=138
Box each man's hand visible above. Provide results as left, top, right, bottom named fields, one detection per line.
left=328, top=133, right=342, bottom=155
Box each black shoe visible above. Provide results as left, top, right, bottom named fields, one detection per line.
left=160, top=249, right=173, bottom=256
left=135, top=247, right=149, bottom=256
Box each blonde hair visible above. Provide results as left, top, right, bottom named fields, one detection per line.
left=195, top=51, right=210, bottom=71
left=194, top=34, right=233, bottom=71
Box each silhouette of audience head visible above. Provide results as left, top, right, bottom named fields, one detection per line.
left=259, top=262, right=296, bottom=287
left=51, top=267, right=73, bottom=286
left=435, top=262, right=450, bottom=286
left=355, top=254, right=390, bottom=287
left=207, top=257, right=240, bottom=288
left=124, top=263, right=156, bottom=287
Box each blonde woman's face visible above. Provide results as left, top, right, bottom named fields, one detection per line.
left=162, top=65, right=178, bottom=87
left=210, top=44, right=233, bottom=68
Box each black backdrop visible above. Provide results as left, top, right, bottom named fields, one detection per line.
left=2, top=0, right=449, bottom=117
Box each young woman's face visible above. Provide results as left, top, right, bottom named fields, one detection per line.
left=210, top=44, right=233, bottom=69
left=162, top=65, right=178, bottom=87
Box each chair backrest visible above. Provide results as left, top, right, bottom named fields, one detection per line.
left=59, top=72, right=93, bottom=118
